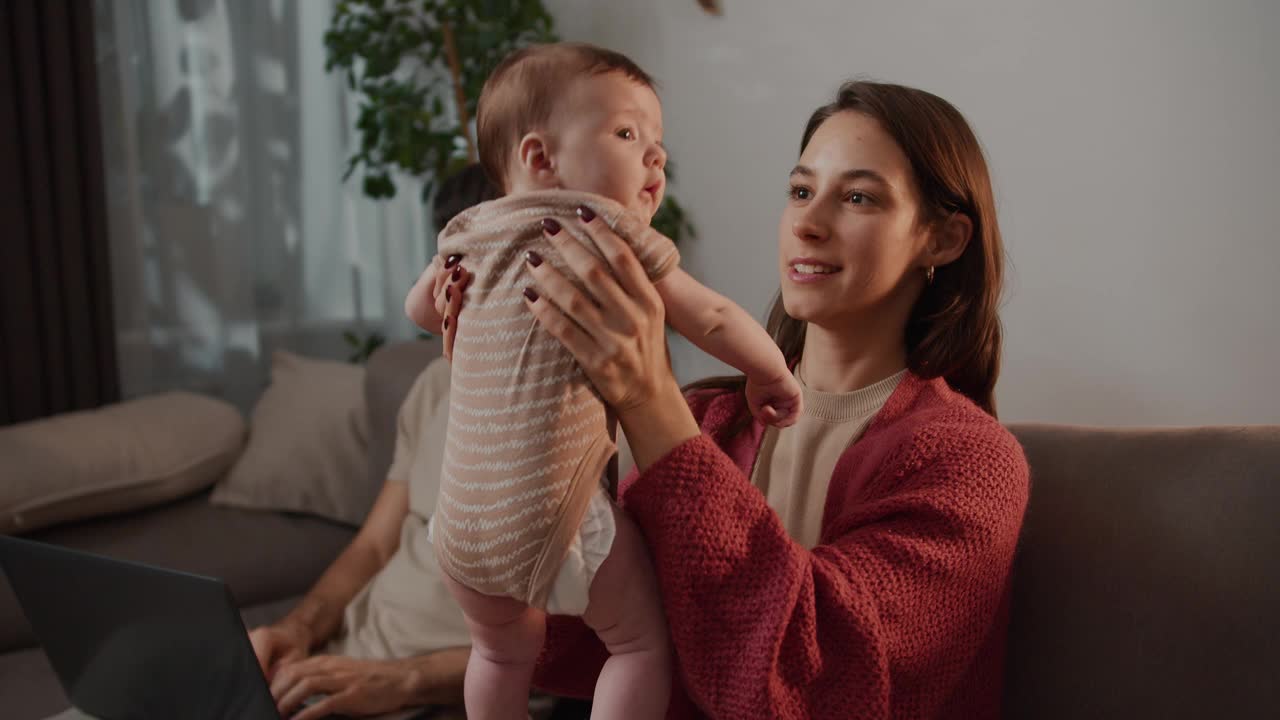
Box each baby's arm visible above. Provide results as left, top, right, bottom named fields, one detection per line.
left=655, top=268, right=801, bottom=426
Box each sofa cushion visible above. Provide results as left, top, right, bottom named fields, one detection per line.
left=0, top=392, right=245, bottom=535
left=211, top=351, right=372, bottom=526
left=0, top=491, right=354, bottom=654
left=1004, top=424, right=1280, bottom=718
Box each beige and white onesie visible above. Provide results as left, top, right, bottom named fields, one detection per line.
left=431, top=190, right=678, bottom=612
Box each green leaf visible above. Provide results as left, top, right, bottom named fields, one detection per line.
left=341, top=155, right=360, bottom=181
left=364, top=173, right=397, bottom=198
left=324, top=0, right=559, bottom=203
left=652, top=194, right=697, bottom=245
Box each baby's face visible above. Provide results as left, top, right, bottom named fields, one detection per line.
left=546, top=72, right=667, bottom=221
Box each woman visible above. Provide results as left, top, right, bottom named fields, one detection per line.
left=439, top=80, right=1030, bottom=719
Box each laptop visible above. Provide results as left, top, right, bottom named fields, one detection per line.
left=0, top=536, right=424, bottom=720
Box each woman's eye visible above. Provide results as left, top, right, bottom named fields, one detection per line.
left=846, top=191, right=869, bottom=205
left=616, top=128, right=635, bottom=140
left=788, top=185, right=812, bottom=201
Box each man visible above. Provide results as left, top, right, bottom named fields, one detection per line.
left=249, top=166, right=499, bottom=720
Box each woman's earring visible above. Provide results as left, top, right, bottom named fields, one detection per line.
left=925, top=266, right=936, bottom=285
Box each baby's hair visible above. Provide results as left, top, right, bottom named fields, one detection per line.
left=477, top=42, right=656, bottom=191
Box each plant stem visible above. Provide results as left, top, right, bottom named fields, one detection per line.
left=440, top=21, right=476, bottom=163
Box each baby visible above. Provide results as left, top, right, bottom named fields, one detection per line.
left=406, top=43, right=801, bottom=719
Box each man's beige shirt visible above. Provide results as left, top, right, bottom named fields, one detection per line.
left=325, top=359, right=471, bottom=659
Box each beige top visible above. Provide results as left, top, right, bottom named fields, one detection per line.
left=325, top=359, right=472, bottom=660
left=433, top=190, right=679, bottom=607
left=750, top=367, right=905, bottom=548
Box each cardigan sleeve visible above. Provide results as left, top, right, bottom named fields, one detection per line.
left=619, top=425, right=1028, bottom=719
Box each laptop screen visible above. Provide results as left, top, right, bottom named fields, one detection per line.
left=0, top=536, right=280, bottom=719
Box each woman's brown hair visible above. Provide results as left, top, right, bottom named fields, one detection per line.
left=686, top=80, right=1006, bottom=428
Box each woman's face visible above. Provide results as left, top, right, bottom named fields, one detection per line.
left=777, top=111, right=931, bottom=330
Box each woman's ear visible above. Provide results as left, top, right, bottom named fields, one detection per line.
left=925, top=212, right=973, bottom=269
left=516, top=132, right=557, bottom=188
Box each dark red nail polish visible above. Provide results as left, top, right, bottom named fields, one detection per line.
left=451, top=267, right=462, bottom=282
left=541, top=218, right=561, bottom=235
left=445, top=287, right=451, bottom=301
left=443, top=316, right=449, bottom=330
left=526, top=250, right=543, bottom=267
left=523, top=287, right=539, bottom=302
left=576, top=206, right=596, bottom=222
left=444, top=254, right=462, bottom=269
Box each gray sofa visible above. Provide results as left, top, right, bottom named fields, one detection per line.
left=1004, top=423, right=1280, bottom=717
left=3, top=339, right=1277, bottom=718
left=0, top=340, right=442, bottom=720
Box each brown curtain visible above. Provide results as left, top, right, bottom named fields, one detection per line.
left=0, top=0, right=118, bottom=426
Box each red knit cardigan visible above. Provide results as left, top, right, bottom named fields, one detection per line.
left=533, top=372, right=1030, bottom=719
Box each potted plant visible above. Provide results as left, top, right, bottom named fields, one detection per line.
left=323, top=0, right=695, bottom=243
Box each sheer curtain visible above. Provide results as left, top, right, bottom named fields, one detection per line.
left=94, top=0, right=432, bottom=410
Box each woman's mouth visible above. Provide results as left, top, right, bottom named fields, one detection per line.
left=788, top=259, right=842, bottom=283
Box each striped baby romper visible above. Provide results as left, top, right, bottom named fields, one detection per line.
left=433, top=189, right=679, bottom=609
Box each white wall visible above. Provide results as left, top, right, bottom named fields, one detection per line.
left=543, top=0, right=1280, bottom=426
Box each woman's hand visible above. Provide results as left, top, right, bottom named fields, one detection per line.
left=521, top=207, right=701, bottom=469
left=270, top=654, right=419, bottom=720
left=406, top=253, right=472, bottom=361
left=404, top=254, right=448, bottom=334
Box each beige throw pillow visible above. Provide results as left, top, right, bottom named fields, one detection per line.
left=0, top=392, right=245, bottom=535
left=211, top=351, right=371, bottom=526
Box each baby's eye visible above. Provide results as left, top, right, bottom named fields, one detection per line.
left=788, top=185, right=812, bottom=201
left=616, top=128, right=636, bottom=140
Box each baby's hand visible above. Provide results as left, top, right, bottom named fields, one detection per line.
left=745, top=372, right=803, bottom=428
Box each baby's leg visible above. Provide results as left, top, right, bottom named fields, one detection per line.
left=440, top=571, right=545, bottom=720
left=581, top=504, right=672, bottom=719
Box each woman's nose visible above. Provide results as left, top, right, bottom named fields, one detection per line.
left=792, top=210, right=829, bottom=243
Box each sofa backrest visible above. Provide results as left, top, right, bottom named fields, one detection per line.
left=1004, top=423, right=1280, bottom=718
